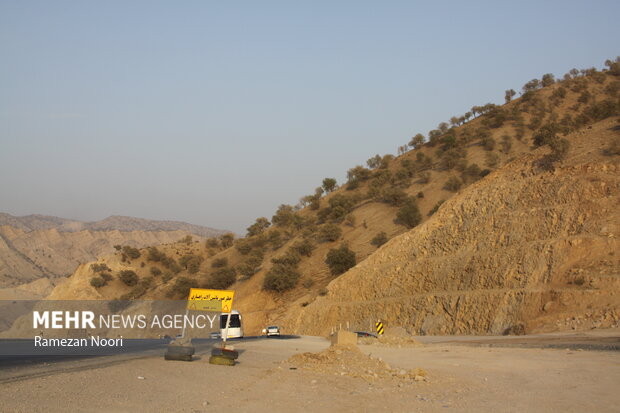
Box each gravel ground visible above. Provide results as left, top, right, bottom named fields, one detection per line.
left=1, top=335, right=619, bottom=413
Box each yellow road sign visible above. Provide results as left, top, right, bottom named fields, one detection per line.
left=375, top=321, right=384, bottom=335
left=187, top=288, right=234, bottom=312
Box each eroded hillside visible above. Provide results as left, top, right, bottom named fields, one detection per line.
left=283, top=117, right=620, bottom=335
left=0, top=214, right=227, bottom=287
left=45, top=60, right=620, bottom=336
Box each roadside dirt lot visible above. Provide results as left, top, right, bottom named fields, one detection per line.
left=1, top=335, right=619, bottom=413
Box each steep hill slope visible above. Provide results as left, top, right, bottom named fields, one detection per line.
left=283, top=117, right=620, bottom=335
left=45, top=59, right=620, bottom=336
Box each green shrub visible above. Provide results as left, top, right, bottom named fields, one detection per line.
left=119, top=270, right=138, bottom=286
left=548, top=138, right=570, bottom=162
left=146, top=247, right=164, bottom=262
left=90, top=277, right=106, bottom=288
left=90, top=263, right=111, bottom=273
left=236, top=261, right=261, bottom=279
left=325, top=244, right=356, bottom=275
left=162, top=271, right=173, bottom=283
left=206, top=238, right=220, bottom=248
left=150, top=267, right=162, bottom=276
left=180, top=235, right=193, bottom=244
left=291, top=239, right=315, bottom=257
left=443, top=176, right=463, bottom=192
left=121, top=246, right=141, bottom=260
left=380, top=187, right=408, bottom=206
left=322, top=178, right=337, bottom=193
left=100, top=272, right=113, bottom=282
left=271, top=251, right=301, bottom=267
left=268, top=230, right=286, bottom=249
left=395, top=198, right=422, bottom=228
left=167, top=276, right=195, bottom=298
left=220, top=233, right=235, bottom=248
left=235, top=238, right=253, bottom=255
left=272, top=204, right=297, bottom=227
left=211, top=257, right=228, bottom=268
left=122, top=277, right=153, bottom=300
left=179, top=254, right=204, bottom=274
left=263, top=264, right=300, bottom=292
left=246, top=217, right=271, bottom=237
left=317, top=224, right=342, bottom=242
left=207, top=268, right=237, bottom=289
left=370, top=232, right=388, bottom=247
left=481, top=135, right=496, bottom=151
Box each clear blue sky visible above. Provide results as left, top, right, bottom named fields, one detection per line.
left=1, top=1, right=618, bottom=233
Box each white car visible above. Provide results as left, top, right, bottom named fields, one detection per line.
left=262, top=326, right=280, bottom=337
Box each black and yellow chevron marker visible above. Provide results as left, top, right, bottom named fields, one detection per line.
left=375, top=321, right=384, bottom=335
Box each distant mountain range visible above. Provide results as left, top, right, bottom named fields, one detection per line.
left=0, top=213, right=229, bottom=287
left=0, top=213, right=228, bottom=238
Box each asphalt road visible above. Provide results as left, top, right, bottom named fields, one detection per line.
left=0, top=335, right=299, bottom=383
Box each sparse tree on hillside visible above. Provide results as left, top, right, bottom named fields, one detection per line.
left=395, top=197, right=422, bottom=229
left=119, top=270, right=138, bottom=286
left=370, top=232, right=389, bottom=247
left=220, top=233, right=235, bottom=248
left=246, top=217, right=270, bottom=237
left=443, top=176, right=463, bottom=192
left=322, top=178, right=337, bottom=193
left=90, top=277, right=106, bottom=288
left=121, top=246, right=141, bottom=260
left=207, top=268, right=237, bottom=289
left=438, top=122, right=449, bottom=134
left=409, top=133, right=425, bottom=149
left=272, top=204, right=296, bottom=227
left=533, top=123, right=560, bottom=147
left=541, top=73, right=555, bottom=87
left=317, top=223, right=342, bottom=242
left=325, top=244, right=356, bottom=275
left=505, top=89, right=516, bottom=103
left=366, top=155, right=382, bottom=169
left=522, top=78, right=541, bottom=93
left=604, top=56, right=620, bottom=76
left=428, top=129, right=442, bottom=146
left=482, top=135, right=496, bottom=151
left=211, top=257, right=228, bottom=268
left=291, top=239, right=315, bottom=257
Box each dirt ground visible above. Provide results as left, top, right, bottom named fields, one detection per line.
left=1, top=335, right=619, bottom=413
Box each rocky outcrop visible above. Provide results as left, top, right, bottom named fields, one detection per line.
left=282, top=120, right=620, bottom=336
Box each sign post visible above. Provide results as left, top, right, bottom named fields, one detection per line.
left=185, top=288, right=235, bottom=341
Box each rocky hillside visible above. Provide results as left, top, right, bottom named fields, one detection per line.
left=283, top=117, right=620, bottom=335
left=45, top=59, right=620, bottom=336
left=0, top=214, right=228, bottom=287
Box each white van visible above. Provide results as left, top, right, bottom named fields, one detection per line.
left=220, top=310, right=243, bottom=338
